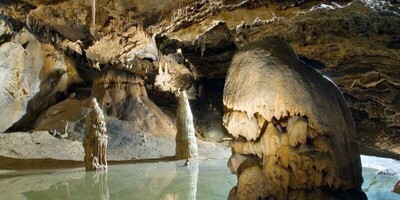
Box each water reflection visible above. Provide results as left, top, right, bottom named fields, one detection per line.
left=160, top=160, right=199, bottom=200
left=85, top=171, right=109, bottom=200
left=189, top=160, right=199, bottom=200
left=0, top=160, right=397, bottom=199
left=0, top=160, right=235, bottom=200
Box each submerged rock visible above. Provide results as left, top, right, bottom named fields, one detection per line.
left=393, top=180, right=400, bottom=194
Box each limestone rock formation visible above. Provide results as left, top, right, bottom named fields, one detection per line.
left=154, top=54, right=195, bottom=94
left=34, top=98, right=91, bottom=140
left=224, top=39, right=364, bottom=199
left=0, top=0, right=399, bottom=164
left=0, top=29, right=41, bottom=132
left=393, top=179, right=400, bottom=194
left=154, top=0, right=400, bottom=156
left=0, top=17, right=12, bottom=42
left=175, top=90, right=198, bottom=160
left=0, top=23, right=81, bottom=132
left=92, top=67, right=176, bottom=137
left=0, top=131, right=83, bottom=162
left=83, top=98, right=107, bottom=171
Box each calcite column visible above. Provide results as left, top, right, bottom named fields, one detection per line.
left=83, top=97, right=108, bottom=171
left=175, top=90, right=198, bottom=159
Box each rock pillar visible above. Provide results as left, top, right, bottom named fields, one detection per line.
left=175, top=90, right=198, bottom=159
left=83, top=97, right=108, bottom=171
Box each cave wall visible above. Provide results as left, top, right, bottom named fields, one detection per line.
left=0, top=0, right=399, bottom=156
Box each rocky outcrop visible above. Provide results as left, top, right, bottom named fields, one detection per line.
left=282, top=1, right=400, bottom=156
left=92, top=67, right=176, bottom=137
left=0, top=131, right=83, bottom=161
left=224, top=39, right=364, bottom=199
left=0, top=29, right=41, bottom=132
left=0, top=26, right=81, bottom=132
left=0, top=16, right=12, bottom=43
left=393, top=179, right=400, bottom=194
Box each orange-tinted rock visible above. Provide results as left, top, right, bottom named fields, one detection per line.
left=83, top=98, right=107, bottom=171
left=223, top=38, right=364, bottom=199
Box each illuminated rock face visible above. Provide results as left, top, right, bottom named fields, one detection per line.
left=0, top=27, right=81, bottom=132
left=83, top=98, right=107, bottom=171
left=92, top=67, right=175, bottom=135
left=224, top=38, right=364, bottom=199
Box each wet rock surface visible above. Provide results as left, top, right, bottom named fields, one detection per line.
left=393, top=179, right=400, bottom=194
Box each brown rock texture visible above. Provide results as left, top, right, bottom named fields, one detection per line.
left=92, top=67, right=176, bottom=137
left=393, top=179, right=400, bottom=194
left=83, top=97, right=107, bottom=170
left=224, top=39, right=364, bottom=199
left=0, top=27, right=80, bottom=132
left=0, top=131, right=83, bottom=161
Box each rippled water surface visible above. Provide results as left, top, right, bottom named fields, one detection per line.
left=0, top=158, right=399, bottom=200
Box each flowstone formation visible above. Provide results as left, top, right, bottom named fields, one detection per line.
left=83, top=97, right=107, bottom=171
left=175, top=90, right=198, bottom=160
left=92, top=67, right=175, bottom=137
left=224, top=39, right=364, bottom=199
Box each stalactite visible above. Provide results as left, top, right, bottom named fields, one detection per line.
left=92, top=0, right=96, bottom=27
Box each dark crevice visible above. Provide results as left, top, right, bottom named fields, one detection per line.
left=299, top=56, right=326, bottom=69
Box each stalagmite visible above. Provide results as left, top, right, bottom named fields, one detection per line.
left=175, top=90, right=198, bottom=159
left=83, top=97, right=108, bottom=171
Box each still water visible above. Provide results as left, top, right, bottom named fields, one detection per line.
left=0, top=158, right=399, bottom=200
